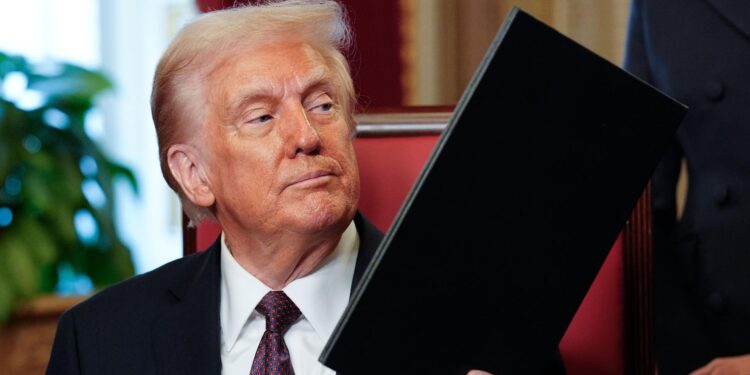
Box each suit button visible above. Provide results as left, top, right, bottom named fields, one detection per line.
left=705, top=80, right=725, bottom=102
left=707, top=292, right=725, bottom=312
left=714, top=186, right=731, bottom=207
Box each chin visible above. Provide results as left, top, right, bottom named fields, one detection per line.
left=291, top=199, right=356, bottom=235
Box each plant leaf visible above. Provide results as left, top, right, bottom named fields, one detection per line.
left=27, top=64, right=112, bottom=105
left=16, top=215, right=58, bottom=265
left=0, top=273, right=14, bottom=322
left=107, top=161, right=139, bottom=194
left=0, top=51, right=135, bottom=320
left=3, top=233, right=39, bottom=299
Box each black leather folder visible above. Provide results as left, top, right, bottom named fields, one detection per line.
left=321, top=8, right=686, bottom=375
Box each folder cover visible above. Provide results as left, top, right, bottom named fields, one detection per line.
left=321, top=8, right=686, bottom=374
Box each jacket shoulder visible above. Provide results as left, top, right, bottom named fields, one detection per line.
left=68, top=247, right=213, bottom=321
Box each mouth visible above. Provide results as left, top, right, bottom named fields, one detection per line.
left=285, top=170, right=335, bottom=189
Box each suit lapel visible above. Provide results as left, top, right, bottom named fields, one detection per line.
left=351, top=212, right=384, bottom=293
left=152, top=239, right=223, bottom=375
left=149, top=213, right=381, bottom=375
left=705, top=0, right=750, bottom=40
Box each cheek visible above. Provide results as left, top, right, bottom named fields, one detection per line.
left=327, top=131, right=358, bottom=178
left=348, top=160, right=361, bottom=207
left=344, top=146, right=359, bottom=187
left=209, top=139, right=280, bottom=200
left=337, top=141, right=361, bottom=202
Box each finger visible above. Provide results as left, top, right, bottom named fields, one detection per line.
left=467, top=371, right=494, bottom=375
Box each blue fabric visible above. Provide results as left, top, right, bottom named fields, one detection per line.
left=625, top=1, right=750, bottom=373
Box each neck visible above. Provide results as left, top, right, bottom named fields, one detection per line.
left=224, top=227, right=344, bottom=290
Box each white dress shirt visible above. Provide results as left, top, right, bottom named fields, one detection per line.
left=220, top=221, right=359, bottom=375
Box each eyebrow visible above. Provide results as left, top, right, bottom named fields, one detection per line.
left=224, top=67, right=334, bottom=121
left=297, top=68, right=335, bottom=100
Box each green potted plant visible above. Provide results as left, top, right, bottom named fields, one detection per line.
left=0, top=51, right=136, bottom=322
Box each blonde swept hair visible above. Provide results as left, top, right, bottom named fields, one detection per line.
left=151, top=0, right=356, bottom=225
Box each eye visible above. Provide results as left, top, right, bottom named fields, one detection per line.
left=308, top=93, right=336, bottom=114
left=315, top=102, right=334, bottom=112
left=256, top=114, right=274, bottom=123
left=245, top=112, right=274, bottom=126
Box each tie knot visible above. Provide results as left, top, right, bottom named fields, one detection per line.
left=255, top=291, right=301, bottom=334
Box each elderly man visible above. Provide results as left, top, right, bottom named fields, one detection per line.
left=47, top=1, right=561, bottom=374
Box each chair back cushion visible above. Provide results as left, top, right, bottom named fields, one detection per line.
left=353, top=133, right=624, bottom=375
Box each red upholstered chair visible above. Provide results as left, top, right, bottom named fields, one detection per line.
left=183, top=109, right=655, bottom=375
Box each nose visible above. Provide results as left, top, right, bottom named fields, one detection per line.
left=282, top=104, right=321, bottom=158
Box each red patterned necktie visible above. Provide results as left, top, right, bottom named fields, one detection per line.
left=250, top=291, right=301, bottom=375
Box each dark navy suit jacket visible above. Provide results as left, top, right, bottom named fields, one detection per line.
left=46, top=212, right=566, bottom=374
left=46, top=214, right=382, bottom=375
left=625, top=0, right=750, bottom=373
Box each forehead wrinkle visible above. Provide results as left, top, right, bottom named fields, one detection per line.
left=292, top=65, right=331, bottom=93
left=218, top=46, right=338, bottom=124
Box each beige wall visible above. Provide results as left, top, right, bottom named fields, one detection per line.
left=402, top=0, right=632, bottom=105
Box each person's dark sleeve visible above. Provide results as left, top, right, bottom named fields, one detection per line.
left=623, top=0, right=651, bottom=82
left=46, top=309, right=81, bottom=375
left=623, top=0, right=682, bottom=248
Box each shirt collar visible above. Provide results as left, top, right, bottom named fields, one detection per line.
left=220, top=220, right=359, bottom=352
left=220, top=234, right=270, bottom=352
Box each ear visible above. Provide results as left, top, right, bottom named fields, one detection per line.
left=167, top=144, right=215, bottom=208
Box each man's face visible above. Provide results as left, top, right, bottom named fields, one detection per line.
left=200, top=41, right=359, bottom=238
